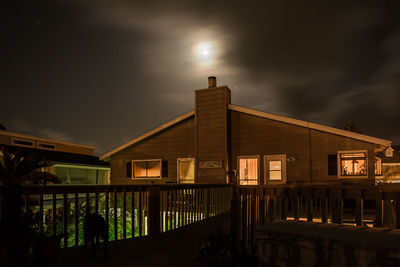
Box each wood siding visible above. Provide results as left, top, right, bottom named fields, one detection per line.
left=110, top=117, right=195, bottom=184
left=230, top=110, right=375, bottom=184
left=195, top=86, right=231, bottom=184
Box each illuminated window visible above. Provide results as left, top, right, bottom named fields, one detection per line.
left=132, top=159, right=161, bottom=178
left=238, top=156, right=259, bottom=185
left=178, top=158, right=195, bottom=183
left=338, top=151, right=367, bottom=177
left=264, top=155, right=287, bottom=183
left=375, top=157, right=382, bottom=176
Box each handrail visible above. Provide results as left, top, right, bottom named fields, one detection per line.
left=0, top=183, right=231, bottom=249
left=233, top=183, right=400, bottom=252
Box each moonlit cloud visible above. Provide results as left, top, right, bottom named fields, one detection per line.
left=1, top=0, right=400, bottom=156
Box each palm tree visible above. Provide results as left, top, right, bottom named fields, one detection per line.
left=0, top=145, right=55, bottom=226
left=0, top=146, right=57, bottom=265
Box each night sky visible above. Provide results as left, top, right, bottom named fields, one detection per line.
left=2, top=0, right=400, bottom=155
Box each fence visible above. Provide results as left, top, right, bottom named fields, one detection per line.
left=0, top=184, right=231, bottom=248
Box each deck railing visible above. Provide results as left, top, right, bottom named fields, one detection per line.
left=4, top=182, right=400, bottom=251
left=0, top=184, right=231, bottom=248
left=233, top=183, right=400, bottom=251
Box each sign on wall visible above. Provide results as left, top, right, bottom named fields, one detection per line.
left=198, top=160, right=224, bottom=169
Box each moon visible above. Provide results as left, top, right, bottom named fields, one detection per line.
left=195, top=42, right=214, bottom=65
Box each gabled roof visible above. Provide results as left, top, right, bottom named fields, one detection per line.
left=229, top=104, right=392, bottom=147
left=100, top=110, right=195, bottom=160
left=377, top=145, right=400, bottom=164
left=100, top=104, right=392, bottom=160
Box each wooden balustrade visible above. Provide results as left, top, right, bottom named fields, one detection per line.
left=0, top=184, right=231, bottom=248
left=3, top=182, right=400, bottom=252
left=234, top=183, right=400, bottom=251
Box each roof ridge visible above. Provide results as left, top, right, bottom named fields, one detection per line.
left=228, top=104, right=391, bottom=147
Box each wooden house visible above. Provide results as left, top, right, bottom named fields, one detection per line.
left=376, top=145, right=400, bottom=183
left=0, top=130, right=110, bottom=185
left=100, top=77, right=391, bottom=185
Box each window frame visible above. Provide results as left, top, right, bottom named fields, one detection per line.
left=177, top=157, right=195, bottom=184
left=385, top=147, right=394, bottom=157
left=337, top=150, right=368, bottom=178
left=37, top=142, right=56, bottom=150
left=131, top=159, right=162, bottom=179
left=237, top=155, right=260, bottom=186
left=264, top=155, right=287, bottom=184
left=375, top=156, right=382, bottom=177
left=12, top=138, right=35, bottom=148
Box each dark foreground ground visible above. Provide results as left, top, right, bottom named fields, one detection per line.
left=46, top=213, right=231, bottom=267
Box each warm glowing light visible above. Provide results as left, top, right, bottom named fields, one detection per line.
left=194, top=41, right=215, bottom=65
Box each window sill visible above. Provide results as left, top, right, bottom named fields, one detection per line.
left=337, top=176, right=368, bottom=179
left=132, top=177, right=162, bottom=180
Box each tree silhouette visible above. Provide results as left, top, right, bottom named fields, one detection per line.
left=343, top=121, right=363, bottom=134
left=0, top=146, right=55, bottom=226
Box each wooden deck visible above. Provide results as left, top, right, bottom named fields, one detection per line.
left=46, top=213, right=231, bottom=267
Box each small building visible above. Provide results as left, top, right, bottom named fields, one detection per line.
left=376, top=145, right=400, bottom=183
left=100, top=77, right=391, bottom=185
left=0, top=130, right=110, bottom=185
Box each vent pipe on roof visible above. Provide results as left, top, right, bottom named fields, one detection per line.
left=208, top=76, right=217, bottom=88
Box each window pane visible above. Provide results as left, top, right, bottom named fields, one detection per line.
left=239, top=158, right=258, bottom=185
left=341, top=159, right=354, bottom=175
left=270, top=170, right=282, bottom=180
left=269, top=160, right=282, bottom=180
left=179, top=159, right=195, bottom=182
left=269, top=161, right=281, bottom=171
left=147, top=161, right=161, bottom=177
left=375, top=158, right=382, bottom=176
left=134, top=162, right=147, bottom=177
left=354, top=159, right=366, bottom=175
left=340, top=152, right=367, bottom=176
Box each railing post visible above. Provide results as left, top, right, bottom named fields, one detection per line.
left=231, top=185, right=241, bottom=251
left=206, top=188, right=210, bottom=218
left=63, top=193, right=68, bottom=248
left=250, top=188, right=256, bottom=250
left=331, top=188, right=343, bottom=224
left=306, top=188, right=313, bottom=222
left=241, top=188, right=248, bottom=252
left=148, top=185, right=161, bottom=236
left=375, top=191, right=383, bottom=227
left=321, top=189, right=328, bottom=223
left=355, top=189, right=363, bottom=226
left=395, top=193, right=400, bottom=229
left=281, top=188, right=287, bottom=221
left=292, top=189, right=300, bottom=220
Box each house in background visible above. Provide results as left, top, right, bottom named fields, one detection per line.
left=376, top=145, right=400, bottom=183
left=100, top=77, right=391, bottom=185
left=0, top=130, right=110, bottom=185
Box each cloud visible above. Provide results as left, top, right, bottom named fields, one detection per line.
left=3, top=0, right=400, bottom=152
